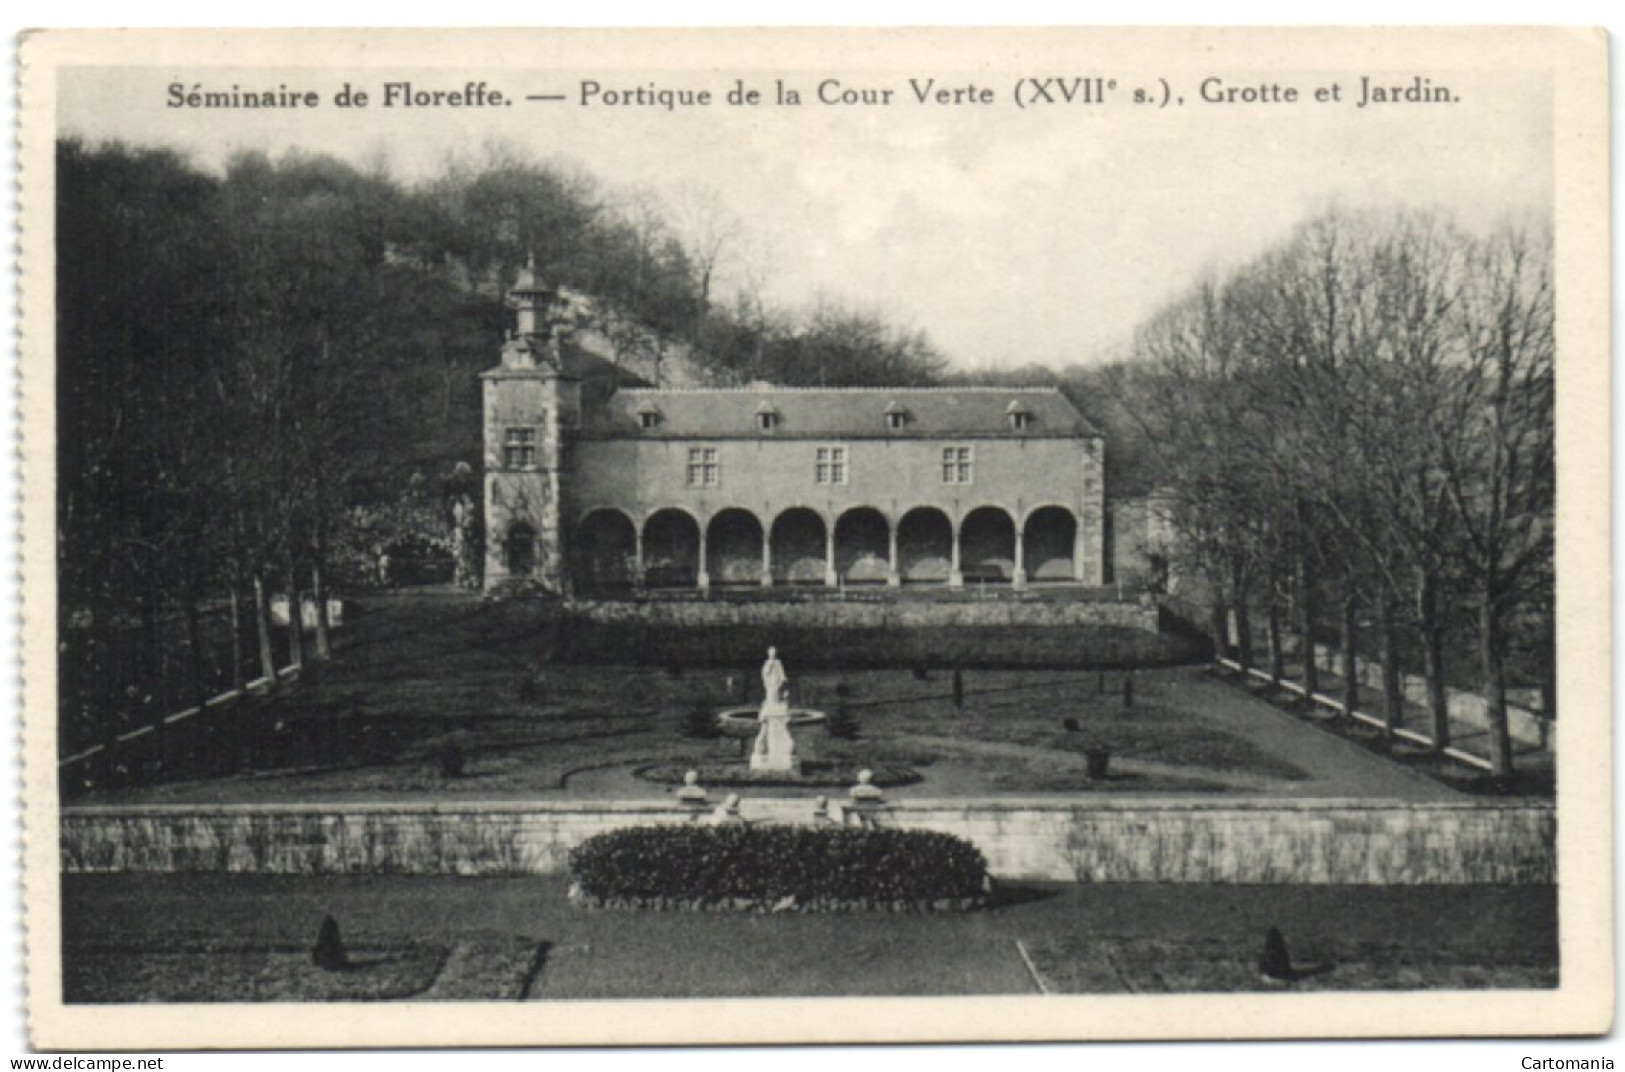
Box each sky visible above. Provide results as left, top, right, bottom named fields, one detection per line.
left=57, top=60, right=1552, bottom=372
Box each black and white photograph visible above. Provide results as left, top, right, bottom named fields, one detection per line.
left=15, top=25, right=1611, bottom=1050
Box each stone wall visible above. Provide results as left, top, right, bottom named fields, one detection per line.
left=61, top=797, right=1553, bottom=885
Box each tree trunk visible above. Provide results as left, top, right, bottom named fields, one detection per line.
left=1379, top=600, right=1404, bottom=738
left=312, top=543, right=332, bottom=662
left=1235, top=601, right=1254, bottom=677
left=1480, top=595, right=1515, bottom=779
left=1340, top=592, right=1359, bottom=720
left=1418, top=570, right=1450, bottom=751
left=285, top=562, right=305, bottom=672
left=1266, top=601, right=1284, bottom=688
left=1299, top=567, right=1319, bottom=700
left=228, top=584, right=245, bottom=693
left=1209, top=602, right=1229, bottom=664
left=252, top=572, right=278, bottom=689
left=184, top=589, right=207, bottom=711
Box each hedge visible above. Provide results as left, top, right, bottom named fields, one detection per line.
left=568, top=825, right=991, bottom=912
left=546, top=620, right=1204, bottom=670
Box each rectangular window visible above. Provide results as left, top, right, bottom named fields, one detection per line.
left=688, top=446, right=720, bottom=487
left=504, top=427, right=537, bottom=469
left=815, top=446, right=847, bottom=485
left=942, top=446, right=973, bottom=484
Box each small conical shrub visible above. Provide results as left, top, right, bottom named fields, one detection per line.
left=1063, top=717, right=1080, bottom=733
left=1259, top=926, right=1293, bottom=980
left=912, top=665, right=930, bottom=682
left=312, top=915, right=348, bottom=972
left=1123, top=677, right=1134, bottom=708
left=952, top=669, right=965, bottom=709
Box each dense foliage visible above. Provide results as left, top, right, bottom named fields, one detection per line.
left=1113, top=207, right=1554, bottom=776
left=568, top=825, right=990, bottom=910
left=55, top=138, right=952, bottom=748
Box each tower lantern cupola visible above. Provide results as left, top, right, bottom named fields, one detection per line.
left=509, top=254, right=557, bottom=339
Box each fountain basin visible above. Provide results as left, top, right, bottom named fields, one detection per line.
left=715, top=707, right=828, bottom=733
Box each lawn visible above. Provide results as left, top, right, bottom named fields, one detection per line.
left=61, top=873, right=1559, bottom=1000
left=74, top=589, right=1504, bottom=805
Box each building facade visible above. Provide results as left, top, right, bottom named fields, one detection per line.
left=483, top=270, right=1106, bottom=595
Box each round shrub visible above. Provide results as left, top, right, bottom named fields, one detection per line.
left=568, top=825, right=989, bottom=911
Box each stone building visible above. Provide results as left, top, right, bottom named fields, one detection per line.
left=483, top=266, right=1107, bottom=595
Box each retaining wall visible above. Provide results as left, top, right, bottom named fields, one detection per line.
left=60, top=797, right=1554, bottom=885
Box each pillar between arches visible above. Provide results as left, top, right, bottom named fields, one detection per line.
left=697, top=522, right=711, bottom=593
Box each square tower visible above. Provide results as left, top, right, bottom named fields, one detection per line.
left=481, top=261, right=579, bottom=593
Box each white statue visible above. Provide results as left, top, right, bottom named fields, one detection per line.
left=761, top=646, right=788, bottom=708
left=751, top=646, right=799, bottom=773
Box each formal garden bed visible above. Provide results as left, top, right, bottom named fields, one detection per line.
left=62, top=932, right=545, bottom=1002
left=69, top=590, right=1503, bottom=806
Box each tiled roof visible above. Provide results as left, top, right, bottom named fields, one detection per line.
left=582, top=386, right=1097, bottom=438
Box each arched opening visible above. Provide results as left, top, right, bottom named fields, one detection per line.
left=770, top=507, right=827, bottom=585
left=705, top=508, right=765, bottom=586
left=1023, top=506, right=1078, bottom=582
left=504, top=521, right=537, bottom=579
left=573, top=509, right=637, bottom=594
left=834, top=507, right=890, bottom=584
left=961, top=506, right=1017, bottom=584
left=897, top=507, right=952, bottom=584
left=642, top=509, right=700, bottom=588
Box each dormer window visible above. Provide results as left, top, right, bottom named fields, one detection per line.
left=884, top=401, right=909, bottom=431
left=755, top=401, right=781, bottom=432
left=1006, top=400, right=1033, bottom=432
left=635, top=400, right=662, bottom=430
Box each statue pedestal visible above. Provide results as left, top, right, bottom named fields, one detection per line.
left=750, top=701, right=801, bottom=774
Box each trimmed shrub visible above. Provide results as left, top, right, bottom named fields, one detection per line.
left=680, top=703, right=720, bottom=739
left=438, top=741, right=466, bottom=779
left=312, top=915, right=348, bottom=971
left=826, top=702, right=859, bottom=740
left=568, top=825, right=989, bottom=911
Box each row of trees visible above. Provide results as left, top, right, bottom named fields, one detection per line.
left=56, top=138, right=948, bottom=745
left=1119, top=207, right=1554, bottom=776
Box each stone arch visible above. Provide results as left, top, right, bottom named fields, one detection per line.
left=705, top=507, right=765, bottom=585
left=503, top=521, right=538, bottom=578
left=573, top=508, right=637, bottom=593
left=897, top=506, right=952, bottom=584
left=770, top=506, right=828, bottom=585
left=834, top=506, right=890, bottom=584
left=961, top=505, right=1017, bottom=583
left=1022, top=505, right=1078, bottom=582
left=642, top=508, right=700, bottom=588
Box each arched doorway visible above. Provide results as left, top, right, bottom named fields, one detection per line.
left=834, top=507, right=890, bottom=584
left=642, top=509, right=700, bottom=588
left=1023, top=506, right=1078, bottom=582
left=897, top=507, right=952, bottom=584
left=770, top=507, right=827, bottom=585
left=504, top=521, right=537, bottom=579
left=706, top=508, right=765, bottom=585
left=574, top=509, right=637, bottom=593
left=960, top=506, right=1016, bottom=583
